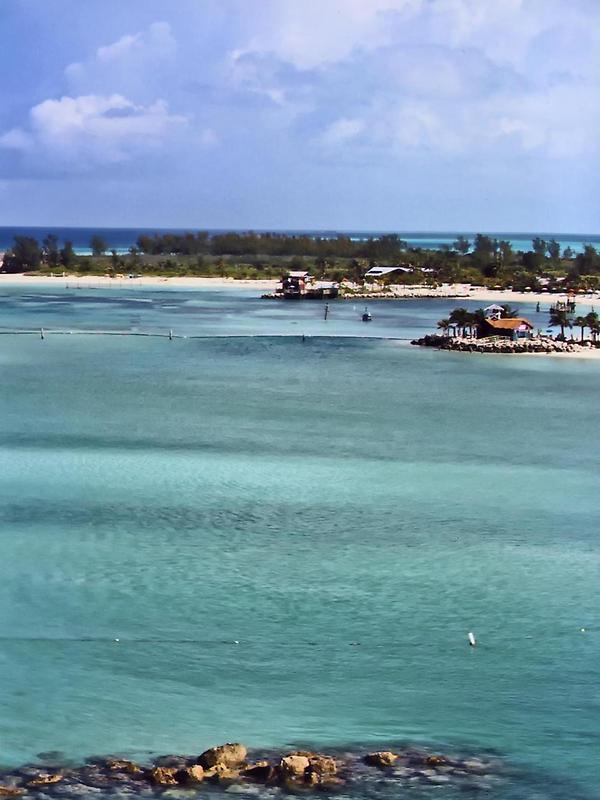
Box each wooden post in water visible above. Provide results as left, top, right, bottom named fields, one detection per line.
left=40, top=328, right=44, bottom=340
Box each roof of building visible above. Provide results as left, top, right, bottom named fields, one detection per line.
left=287, top=271, right=311, bottom=278
left=485, top=317, right=534, bottom=330
left=365, top=266, right=412, bottom=276
left=484, top=303, right=505, bottom=312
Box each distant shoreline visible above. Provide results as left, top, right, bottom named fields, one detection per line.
left=1, top=273, right=600, bottom=308
left=0, top=274, right=279, bottom=291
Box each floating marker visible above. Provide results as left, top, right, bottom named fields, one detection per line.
left=169, top=329, right=173, bottom=340
left=580, top=628, right=586, bottom=633
left=40, top=328, right=44, bottom=340
left=114, top=638, right=120, bottom=642
left=468, top=632, right=476, bottom=647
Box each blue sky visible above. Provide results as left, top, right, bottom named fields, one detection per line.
left=0, top=0, right=598, bottom=232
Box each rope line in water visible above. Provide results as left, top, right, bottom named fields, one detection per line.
left=0, top=329, right=413, bottom=341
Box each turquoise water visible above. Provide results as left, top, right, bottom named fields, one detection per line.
left=0, top=288, right=599, bottom=799
left=0, top=284, right=556, bottom=339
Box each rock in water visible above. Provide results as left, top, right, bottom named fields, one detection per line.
left=26, top=774, right=64, bottom=787
left=242, top=761, right=275, bottom=783
left=175, top=765, right=204, bottom=784
left=0, top=789, right=24, bottom=798
left=198, top=743, right=247, bottom=770
left=305, top=755, right=338, bottom=785
left=103, top=759, right=142, bottom=774
left=279, top=754, right=310, bottom=779
left=148, top=767, right=178, bottom=786
left=364, top=751, right=398, bottom=768
left=204, top=764, right=241, bottom=784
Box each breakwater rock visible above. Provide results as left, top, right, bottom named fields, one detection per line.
left=412, top=334, right=597, bottom=355
left=0, top=743, right=505, bottom=797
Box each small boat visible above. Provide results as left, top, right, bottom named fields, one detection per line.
left=362, top=307, right=372, bottom=322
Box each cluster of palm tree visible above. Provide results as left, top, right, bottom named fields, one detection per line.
left=551, top=309, right=600, bottom=340
left=437, top=305, right=518, bottom=338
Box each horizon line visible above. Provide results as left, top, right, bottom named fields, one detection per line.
left=0, top=225, right=599, bottom=238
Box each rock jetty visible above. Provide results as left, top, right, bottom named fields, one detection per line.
left=0, top=743, right=504, bottom=796
left=412, top=334, right=596, bottom=355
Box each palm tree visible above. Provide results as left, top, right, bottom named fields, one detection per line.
left=437, top=318, right=451, bottom=337
left=574, top=315, right=588, bottom=342
left=500, top=304, right=519, bottom=318
left=449, top=308, right=474, bottom=338
left=586, top=311, right=599, bottom=341
left=549, top=308, right=572, bottom=339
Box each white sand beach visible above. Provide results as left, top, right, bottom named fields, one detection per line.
left=0, top=274, right=279, bottom=291
left=467, top=287, right=600, bottom=308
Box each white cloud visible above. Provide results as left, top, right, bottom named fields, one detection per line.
left=238, top=0, right=599, bottom=75
left=96, top=21, right=176, bottom=62
left=65, top=21, right=177, bottom=99
left=96, top=34, right=140, bottom=63
left=318, top=117, right=365, bottom=146
left=236, top=0, right=420, bottom=69
left=228, top=0, right=600, bottom=160
left=0, top=94, right=186, bottom=169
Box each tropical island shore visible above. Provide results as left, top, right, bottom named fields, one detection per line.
left=412, top=333, right=600, bottom=358
left=3, top=230, right=600, bottom=304
left=412, top=302, right=600, bottom=358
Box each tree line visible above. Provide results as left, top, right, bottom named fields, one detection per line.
left=3, top=231, right=600, bottom=288
left=134, top=231, right=411, bottom=260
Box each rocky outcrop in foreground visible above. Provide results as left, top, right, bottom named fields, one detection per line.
left=412, top=334, right=596, bottom=355
left=0, top=743, right=503, bottom=796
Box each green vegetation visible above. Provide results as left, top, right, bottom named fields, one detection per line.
left=2, top=231, right=600, bottom=291
left=90, top=235, right=108, bottom=257
left=439, top=305, right=517, bottom=338
left=438, top=306, right=600, bottom=342
left=548, top=307, right=572, bottom=338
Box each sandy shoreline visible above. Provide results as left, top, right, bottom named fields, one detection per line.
left=466, top=287, right=599, bottom=307
left=1, top=274, right=599, bottom=308
left=0, top=274, right=280, bottom=290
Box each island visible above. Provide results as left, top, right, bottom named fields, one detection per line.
left=412, top=303, right=600, bottom=355
left=2, top=232, right=600, bottom=301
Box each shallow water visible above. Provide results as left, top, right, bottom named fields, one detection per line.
left=0, top=288, right=598, bottom=799
left=0, top=284, right=553, bottom=339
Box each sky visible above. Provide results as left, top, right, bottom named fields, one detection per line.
left=0, top=0, right=598, bottom=232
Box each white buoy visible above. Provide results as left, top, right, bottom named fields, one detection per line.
left=580, top=628, right=586, bottom=633
left=468, top=631, right=476, bottom=647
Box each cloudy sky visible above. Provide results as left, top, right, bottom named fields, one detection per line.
left=0, top=0, right=598, bottom=231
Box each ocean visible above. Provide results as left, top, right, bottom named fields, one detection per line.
left=0, top=285, right=598, bottom=800
left=0, top=227, right=597, bottom=255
